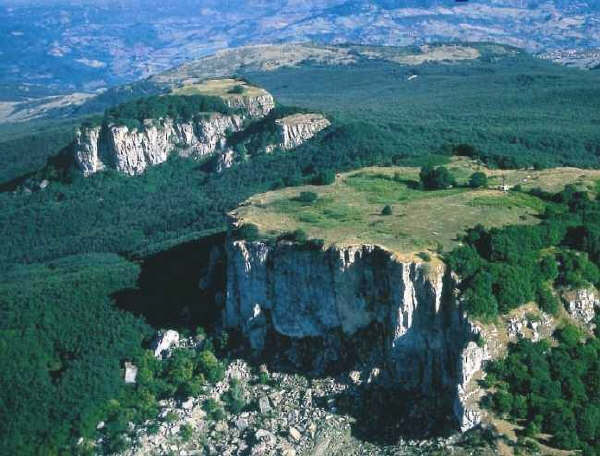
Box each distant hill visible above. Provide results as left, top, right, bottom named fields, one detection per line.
left=1, top=0, right=599, bottom=99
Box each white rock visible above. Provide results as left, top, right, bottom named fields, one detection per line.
left=124, top=361, right=138, bottom=384
left=181, top=398, right=194, bottom=410
left=258, top=396, right=271, bottom=414
left=255, top=429, right=275, bottom=444
left=153, top=330, right=180, bottom=359
left=565, top=288, right=599, bottom=325
left=288, top=426, right=301, bottom=442
left=225, top=239, right=493, bottom=431
left=234, top=417, right=249, bottom=431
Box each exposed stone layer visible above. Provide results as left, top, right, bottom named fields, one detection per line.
left=275, top=113, right=331, bottom=150
left=73, top=90, right=275, bottom=176
left=563, top=287, right=599, bottom=330
left=224, top=236, right=488, bottom=431
left=74, top=113, right=246, bottom=176
left=72, top=91, right=330, bottom=176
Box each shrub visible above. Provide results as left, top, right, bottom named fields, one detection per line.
left=536, top=284, right=560, bottom=315
left=258, top=371, right=270, bottom=385
left=278, top=229, right=307, bottom=243
left=233, top=223, right=260, bottom=241
left=313, top=169, right=335, bottom=185
left=306, top=238, right=325, bottom=250
left=381, top=204, right=393, bottom=216
left=468, top=172, right=488, bottom=188
left=223, top=379, right=247, bottom=414
left=179, top=424, right=194, bottom=442
left=228, top=85, right=245, bottom=94
left=296, top=191, right=318, bottom=204
left=198, top=350, right=225, bottom=384
left=417, top=251, right=431, bottom=262
left=453, top=143, right=478, bottom=158
left=474, top=333, right=486, bottom=348
left=419, top=165, right=456, bottom=190
left=203, top=398, right=225, bottom=421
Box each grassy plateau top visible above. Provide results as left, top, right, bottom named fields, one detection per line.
left=231, top=158, right=600, bottom=261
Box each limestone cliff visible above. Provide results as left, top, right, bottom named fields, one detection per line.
left=74, top=114, right=244, bottom=176
left=224, top=93, right=275, bottom=118
left=72, top=92, right=331, bottom=176
left=274, top=113, right=331, bottom=150
left=224, top=235, right=489, bottom=431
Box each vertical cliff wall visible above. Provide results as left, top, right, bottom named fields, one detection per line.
left=74, top=114, right=245, bottom=176
left=72, top=92, right=332, bottom=176
left=224, top=237, right=489, bottom=432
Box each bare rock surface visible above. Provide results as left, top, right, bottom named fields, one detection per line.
left=225, top=236, right=488, bottom=432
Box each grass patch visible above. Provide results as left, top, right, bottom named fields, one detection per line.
left=231, top=161, right=556, bottom=259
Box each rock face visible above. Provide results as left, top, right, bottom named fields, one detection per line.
left=72, top=92, right=330, bottom=176
left=224, top=236, right=488, bottom=431
left=224, top=93, right=275, bottom=118
left=153, top=329, right=180, bottom=359
left=274, top=113, right=331, bottom=151
left=563, top=288, right=599, bottom=329
left=74, top=113, right=246, bottom=176
left=73, top=92, right=275, bottom=176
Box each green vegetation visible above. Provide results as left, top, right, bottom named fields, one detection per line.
left=0, top=250, right=229, bottom=454
left=2, top=48, right=600, bottom=455
left=468, top=171, right=488, bottom=188
left=228, top=85, right=245, bottom=94
left=447, top=185, right=600, bottom=320
left=234, top=163, right=547, bottom=258
left=419, top=165, right=456, bottom=190
left=250, top=56, right=600, bottom=169
left=222, top=378, right=247, bottom=414
left=0, top=119, right=79, bottom=183
left=296, top=191, right=318, bottom=204
left=381, top=204, right=393, bottom=216
left=0, top=254, right=150, bottom=454
left=103, top=95, right=235, bottom=130
left=484, top=332, right=600, bottom=454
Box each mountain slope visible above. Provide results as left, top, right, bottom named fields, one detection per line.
left=1, top=0, right=600, bottom=99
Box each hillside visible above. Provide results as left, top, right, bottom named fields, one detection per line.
left=225, top=158, right=600, bottom=454
left=2, top=42, right=600, bottom=456
left=2, top=1, right=600, bottom=99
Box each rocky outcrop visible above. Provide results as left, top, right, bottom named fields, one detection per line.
left=224, top=236, right=488, bottom=431
left=72, top=92, right=330, bottom=176
left=274, top=113, right=331, bottom=151
left=153, top=329, right=181, bottom=359
left=563, top=288, right=599, bottom=330
left=224, top=94, right=275, bottom=118
left=73, top=90, right=276, bottom=176
left=74, top=113, right=245, bottom=176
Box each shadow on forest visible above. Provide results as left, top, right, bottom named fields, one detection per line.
left=112, top=231, right=227, bottom=331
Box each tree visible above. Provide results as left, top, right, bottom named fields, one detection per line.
left=419, top=165, right=456, bottom=190
left=297, top=191, right=318, bottom=204
left=469, top=172, right=488, bottom=188
left=228, top=85, right=245, bottom=94
left=313, top=169, right=335, bottom=185
left=198, top=350, right=225, bottom=383
left=381, top=204, right=393, bottom=216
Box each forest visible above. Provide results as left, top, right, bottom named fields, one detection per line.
left=2, top=51, right=600, bottom=454
left=447, top=184, right=600, bottom=320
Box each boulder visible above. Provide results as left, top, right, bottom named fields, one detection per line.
left=153, top=330, right=180, bottom=359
